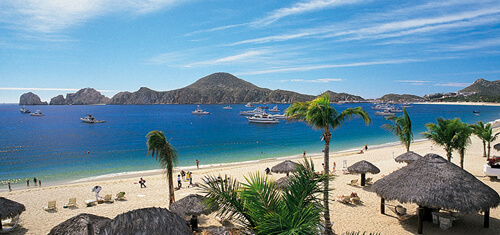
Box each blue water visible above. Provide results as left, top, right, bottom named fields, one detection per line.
left=1, top=103, right=499, bottom=190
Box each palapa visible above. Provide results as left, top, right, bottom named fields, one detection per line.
left=99, top=207, right=190, bottom=235
left=271, top=160, right=299, bottom=176
left=394, top=151, right=422, bottom=164
left=275, top=176, right=290, bottom=190
left=169, top=194, right=214, bottom=218
left=494, top=143, right=500, bottom=151
left=347, top=160, right=380, bottom=186
left=372, top=153, right=500, bottom=234
left=48, top=213, right=111, bottom=235
left=0, top=197, right=25, bottom=221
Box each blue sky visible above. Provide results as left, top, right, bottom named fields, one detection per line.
left=1, top=0, right=500, bottom=103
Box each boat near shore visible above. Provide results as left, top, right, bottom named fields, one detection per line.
left=247, top=113, right=279, bottom=124
left=30, top=110, right=45, bottom=116
left=81, top=114, right=106, bottom=123
left=192, top=105, right=210, bottom=115
left=20, top=106, right=31, bottom=114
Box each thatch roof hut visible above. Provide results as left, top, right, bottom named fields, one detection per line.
left=169, top=194, right=214, bottom=218
left=275, top=176, right=290, bottom=190
left=99, top=207, right=191, bottom=235
left=494, top=143, right=500, bottom=151
left=372, top=153, right=500, bottom=234
left=48, top=213, right=111, bottom=235
left=271, top=160, right=299, bottom=176
left=394, top=151, right=422, bottom=164
left=0, top=197, right=25, bottom=221
left=347, top=160, right=380, bottom=186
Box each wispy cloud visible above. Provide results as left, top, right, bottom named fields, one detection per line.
left=395, top=80, right=433, bottom=85
left=434, top=82, right=471, bottom=87
left=184, top=50, right=269, bottom=67
left=0, top=87, right=115, bottom=92
left=280, top=78, right=343, bottom=83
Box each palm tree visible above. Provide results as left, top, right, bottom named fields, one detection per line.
left=382, top=107, right=413, bottom=152
left=285, top=93, right=371, bottom=235
left=201, top=158, right=327, bottom=235
left=453, top=121, right=472, bottom=169
left=422, top=118, right=462, bottom=161
left=146, top=130, right=178, bottom=205
left=471, top=121, right=500, bottom=159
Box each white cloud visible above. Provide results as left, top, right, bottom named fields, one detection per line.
left=434, top=82, right=471, bottom=87
left=281, top=78, right=343, bottom=83
left=395, top=80, right=433, bottom=85
left=184, top=50, right=269, bottom=67
left=0, top=87, right=115, bottom=92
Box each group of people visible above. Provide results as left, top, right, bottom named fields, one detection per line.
left=7, top=177, right=42, bottom=192
left=178, top=170, right=194, bottom=189
left=358, top=144, right=368, bottom=154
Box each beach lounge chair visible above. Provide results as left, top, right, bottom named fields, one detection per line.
left=1, top=215, right=20, bottom=233
left=347, top=179, right=358, bottom=186
left=115, top=192, right=126, bottom=201
left=63, top=198, right=77, bottom=208
left=103, top=194, right=114, bottom=203
left=385, top=204, right=415, bottom=221
left=351, top=196, right=362, bottom=204
left=365, top=177, right=373, bottom=185
left=337, top=195, right=351, bottom=204
left=44, top=201, right=57, bottom=211
left=84, top=199, right=97, bottom=207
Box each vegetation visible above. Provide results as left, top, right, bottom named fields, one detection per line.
left=471, top=121, right=500, bottom=159
left=382, top=107, right=413, bottom=152
left=453, top=121, right=473, bottom=169
left=146, top=130, right=178, bottom=205
left=422, top=118, right=462, bottom=161
left=285, top=93, right=371, bottom=235
left=201, top=158, right=328, bottom=235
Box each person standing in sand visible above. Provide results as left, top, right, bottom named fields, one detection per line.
left=26, top=179, right=29, bottom=187
left=34, top=177, right=37, bottom=186
left=177, top=174, right=182, bottom=188
left=196, top=159, right=200, bottom=169
left=303, top=150, right=306, bottom=157
left=8, top=182, right=12, bottom=192
left=139, top=178, right=146, bottom=188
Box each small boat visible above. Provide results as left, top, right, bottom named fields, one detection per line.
left=271, top=114, right=288, bottom=119
left=222, top=105, right=233, bottom=110
left=371, top=104, right=390, bottom=110
left=245, top=102, right=254, bottom=108
left=387, top=107, right=403, bottom=113
left=240, top=107, right=264, bottom=116
left=269, top=105, right=280, bottom=112
left=192, top=105, right=210, bottom=115
left=20, top=106, right=31, bottom=114
left=473, top=111, right=480, bottom=114
left=375, top=110, right=396, bottom=116
left=247, top=113, right=279, bottom=124
left=30, top=110, right=45, bottom=116
left=81, top=114, right=106, bottom=123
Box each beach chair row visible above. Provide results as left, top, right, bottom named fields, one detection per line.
left=43, top=192, right=126, bottom=211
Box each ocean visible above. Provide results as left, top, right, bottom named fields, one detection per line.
left=1, top=103, right=499, bottom=191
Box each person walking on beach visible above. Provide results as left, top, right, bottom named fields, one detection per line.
left=177, top=174, right=182, bottom=188
left=92, top=185, right=103, bottom=201
left=303, top=150, right=306, bottom=157
left=139, top=178, right=146, bottom=188
left=364, top=144, right=368, bottom=151
left=8, top=182, right=12, bottom=192
left=39, top=180, right=41, bottom=187
left=27, top=179, right=29, bottom=187
left=196, top=159, right=200, bottom=169
left=34, top=177, right=37, bottom=186
left=189, top=172, right=193, bottom=185
left=186, top=172, right=190, bottom=182
left=181, top=170, right=185, bottom=180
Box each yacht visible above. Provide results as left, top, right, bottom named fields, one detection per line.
left=387, top=107, right=403, bottom=113
left=192, top=105, right=210, bottom=115
left=245, top=102, right=254, bottom=108
left=371, top=104, right=390, bottom=110
left=81, top=114, right=106, bottom=123
left=30, top=110, right=45, bottom=116
left=269, top=105, right=280, bottom=112
left=239, top=107, right=264, bottom=116
left=222, top=105, right=233, bottom=110
left=20, top=106, right=31, bottom=114
left=271, top=114, right=288, bottom=120
left=375, top=110, right=396, bottom=116
left=247, top=113, right=279, bottom=124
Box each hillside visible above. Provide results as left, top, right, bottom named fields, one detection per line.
left=379, top=94, right=423, bottom=102
left=459, top=78, right=500, bottom=96
left=322, top=90, right=365, bottom=102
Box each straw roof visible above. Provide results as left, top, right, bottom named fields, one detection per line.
left=169, top=194, right=214, bottom=218
left=275, top=176, right=290, bottom=190
left=271, top=160, right=299, bottom=174
left=0, top=197, right=26, bottom=220
left=394, top=151, right=422, bottom=164
left=494, top=143, right=500, bottom=151
left=48, top=213, right=111, bottom=235
left=372, top=153, right=500, bottom=213
left=347, top=160, right=380, bottom=174
left=99, top=207, right=191, bottom=235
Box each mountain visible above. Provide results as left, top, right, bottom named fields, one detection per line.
left=109, top=72, right=316, bottom=104
left=322, top=90, right=365, bottom=102
left=379, top=94, right=423, bottom=102
left=459, top=78, right=500, bottom=96
left=19, top=92, right=48, bottom=105
left=49, top=88, right=110, bottom=105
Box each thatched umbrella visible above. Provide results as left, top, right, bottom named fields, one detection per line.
left=372, top=153, right=500, bottom=234
left=271, top=160, right=299, bottom=176
left=347, top=160, right=380, bottom=186
left=394, top=151, right=422, bottom=164
left=99, top=207, right=190, bottom=235
left=0, top=197, right=25, bottom=230
left=275, top=176, right=290, bottom=190
left=169, top=194, right=214, bottom=218
left=48, top=213, right=111, bottom=235
left=494, top=143, right=500, bottom=151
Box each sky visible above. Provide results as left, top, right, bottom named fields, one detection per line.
left=1, top=0, right=500, bottom=103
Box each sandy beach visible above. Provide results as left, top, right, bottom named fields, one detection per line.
left=2, top=130, right=500, bottom=235
left=414, top=101, right=500, bottom=107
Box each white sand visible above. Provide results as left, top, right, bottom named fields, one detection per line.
left=2, top=131, right=500, bottom=234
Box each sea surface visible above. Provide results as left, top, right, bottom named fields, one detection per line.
left=1, top=103, right=499, bottom=191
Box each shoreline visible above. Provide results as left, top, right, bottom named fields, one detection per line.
left=414, top=101, right=500, bottom=106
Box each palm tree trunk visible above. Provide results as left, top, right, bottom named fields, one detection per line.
left=168, top=171, right=175, bottom=205
left=323, top=129, right=333, bottom=235
left=446, top=146, right=452, bottom=161
left=483, top=140, right=487, bottom=158
left=487, top=142, right=491, bottom=159
left=460, top=150, right=465, bottom=169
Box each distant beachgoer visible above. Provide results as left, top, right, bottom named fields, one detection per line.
left=34, top=177, right=37, bottom=186
left=8, top=182, right=12, bottom=192
left=186, top=172, right=190, bottom=182
left=139, top=178, right=146, bottom=188
left=196, top=159, right=200, bottom=169
left=181, top=170, right=186, bottom=180
left=189, top=173, right=193, bottom=185
left=92, top=186, right=103, bottom=201
left=177, top=174, right=182, bottom=188
left=364, top=144, right=368, bottom=150
left=265, top=167, right=271, bottom=175
left=39, top=180, right=41, bottom=187
left=27, top=179, right=29, bottom=187
left=303, top=151, right=306, bottom=157
left=358, top=150, right=364, bottom=154
left=333, top=162, right=336, bottom=172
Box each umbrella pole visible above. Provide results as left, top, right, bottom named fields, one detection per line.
left=0, top=214, right=2, bottom=230
left=361, top=173, right=366, bottom=186
left=88, top=222, right=94, bottom=235
left=417, top=206, right=424, bottom=234
left=484, top=208, right=490, bottom=228
left=380, top=198, right=385, bottom=214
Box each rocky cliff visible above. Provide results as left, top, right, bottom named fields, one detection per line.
left=459, top=78, right=500, bottom=96
left=19, top=92, right=48, bottom=105
left=64, top=88, right=110, bottom=105
left=49, top=95, right=65, bottom=105
left=379, top=94, right=423, bottom=102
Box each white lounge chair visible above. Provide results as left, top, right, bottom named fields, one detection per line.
left=63, top=198, right=77, bottom=208
left=44, top=201, right=57, bottom=211
left=347, top=179, right=359, bottom=186
left=103, top=194, right=114, bottom=203
left=84, top=199, right=97, bottom=207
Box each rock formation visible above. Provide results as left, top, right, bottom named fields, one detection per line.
left=49, top=95, right=65, bottom=105
left=19, top=92, right=48, bottom=105
left=64, top=88, right=110, bottom=105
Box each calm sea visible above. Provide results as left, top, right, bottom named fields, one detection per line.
left=1, top=103, right=499, bottom=190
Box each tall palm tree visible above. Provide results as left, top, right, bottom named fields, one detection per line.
left=382, top=107, right=413, bottom=152
left=422, top=118, right=461, bottom=161
left=453, top=121, right=472, bottom=169
left=146, top=130, right=178, bottom=205
left=471, top=121, right=500, bottom=159
left=285, top=93, right=371, bottom=235
left=201, top=158, right=327, bottom=235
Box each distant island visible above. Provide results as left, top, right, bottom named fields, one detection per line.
left=18, top=72, right=500, bottom=105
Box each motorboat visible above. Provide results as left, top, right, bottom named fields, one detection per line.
left=239, top=107, right=264, bottom=116
left=81, top=114, right=106, bottom=123
left=375, top=110, right=396, bottom=116
left=20, top=106, right=31, bottom=114
left=222, top=105, right=233, bottom=109
left=269, top=105, right=280, bottom=112
left=245, top=102, right=254, bottom=108
left=473, top=110, right=480, bottom=114
left=387, top=107, right=403, bottom=113
left=247, top=113, right=279, bottom=124
left=271, top=114, right=288, bottom=120
left=30, top=110, right=45, bottom=116
left=371, top=104, right=390, bottom=110
left=192, top=105, right=210, bottom=115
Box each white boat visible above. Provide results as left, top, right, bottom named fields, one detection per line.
left=271, top=114, right=288, bottom=119
left=371, top=104, right=390, bottom=110
left=387, top=107, right=403, bottom=113
left=222, top=105, right=233, bottom=110
left=375, top=110, right=396, bottom=116
left=247, top=113, right=279, bottom=124
left=269, top=105, right=280, bottom=112
left=81, top=114, right=106, bottom=123
left=245, top=102, right=254, bottom=108
left=192, top=105, right=210, bottom=115
left=20, top=106, right=31, bottom=114
left=239, top=107, right=264, bottom=116
left=30, top=110, right=45, bottom=116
